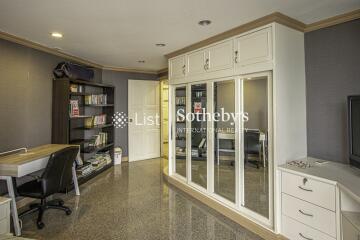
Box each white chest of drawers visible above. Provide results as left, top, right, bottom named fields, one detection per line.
left=278, top=158, right=360, bottom=240
left=280, top=170, right=338, bottom=240
left=0, top=197, right=11, bottom=235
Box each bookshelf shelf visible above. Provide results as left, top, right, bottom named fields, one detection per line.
left=52, top=77, right=115, bottom=186
left=82, top=143, right=114, bottom=154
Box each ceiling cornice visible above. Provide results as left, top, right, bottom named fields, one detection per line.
left=165, top=9, right=360, bottom=59
left=165, top=12, right=306, bottom=59
left=0, top=30, right=159, bottom=74
left=102, top=66, right=158, bottom=74
left=305, top=8, right=360, bottom=32
left=0, top=31, right=103, bottom=68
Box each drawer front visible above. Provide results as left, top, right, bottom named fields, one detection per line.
left=282, top=193, right=336, bottom=237
left=282, top=215, right=336, bottom=240
left=0, top=202, right=9, bottom=220
left=282, top=171, right=336, bottom=211
left=0, top=217, right=9, bottom=235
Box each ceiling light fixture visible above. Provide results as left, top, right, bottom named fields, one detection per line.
left=155, top=43, right=166, bottom=47
left=198, top=20, right=212, bottom=26
left=138, top=60, right=145, bottom=63
left=51, top=32, right=63, bottom=38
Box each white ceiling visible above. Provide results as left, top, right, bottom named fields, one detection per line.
left=0, top=0, right=359, bottom=71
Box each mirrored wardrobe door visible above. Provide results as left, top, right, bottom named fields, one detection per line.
left=190, top=83, right=208, bottom=189
left=213, top=79, right=236, bottom=203
left=241, top=74, right=271, bottom=220
left=174, top=86, right=187, bottom=178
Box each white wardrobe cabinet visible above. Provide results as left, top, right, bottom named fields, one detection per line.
left=169, top=55, right=186, bottom=81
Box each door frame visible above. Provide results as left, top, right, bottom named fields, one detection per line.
left=128, top=79, right=161, bottom=162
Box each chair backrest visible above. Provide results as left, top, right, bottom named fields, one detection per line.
left=244, top=130, right=260, bottom=153
left=41, top=146, right=78, bottom=196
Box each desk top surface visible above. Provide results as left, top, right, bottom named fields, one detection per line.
left=0, top=144, right=76, bottom=166
left=279, top=157, right=360, bottom=203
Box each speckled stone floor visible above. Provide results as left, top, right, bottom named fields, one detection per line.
left=19, top=158, right=263, bottom=240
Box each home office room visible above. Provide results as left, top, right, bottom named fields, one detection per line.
left=0, top=1, right=360, bottom=240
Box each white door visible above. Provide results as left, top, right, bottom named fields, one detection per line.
left=128, top=80, right=160, bottom=161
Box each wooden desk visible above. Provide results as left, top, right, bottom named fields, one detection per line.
left=0, top=144, right=80, bottom=236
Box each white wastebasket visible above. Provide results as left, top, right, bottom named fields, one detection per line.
left=114, top=147, right=122, bottom=165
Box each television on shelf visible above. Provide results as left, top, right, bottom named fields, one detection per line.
left=348, top=95, right=360, bottom=169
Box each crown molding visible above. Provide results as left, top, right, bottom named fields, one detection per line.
left=165, top=12, right=306, bottom=59
left=305, top=8, right=360, bottom=32
left=157, top=67, right=168, bottom=74
left=0, top=30, right=161, bottom=74
left=102, top=66, right=158, bottom=74
left=0, top=31, right=103, bottom=68
left=165, top=9, right=360, bottom=59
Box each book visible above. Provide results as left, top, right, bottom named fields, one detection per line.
left=69, top=100, right=79, bottom=117
left=194, top=102, right=202, bottom=113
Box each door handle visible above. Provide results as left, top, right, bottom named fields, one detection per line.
left=298, top=186, right=313, bottom=192
left=182, top=65, right=185, bottom=75
left=299, top=233, right=313, bottom=240
left=298, top=209, right=313, bottom=217
left=129, top=118, right=133, bottom=123
left=234, top=50, right=238, bottom=63
left=204, top=59, right=209, bottom=70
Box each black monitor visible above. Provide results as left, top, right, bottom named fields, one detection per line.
left=348, top=95, right=360, bottom=169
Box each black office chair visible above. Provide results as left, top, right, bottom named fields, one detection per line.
left=244, top=130, right=261, bottom=168
left=17, top=146, right=78, bottom=229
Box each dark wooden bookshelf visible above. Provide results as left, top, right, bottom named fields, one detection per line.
left=52, top=78, right=115, bottom=186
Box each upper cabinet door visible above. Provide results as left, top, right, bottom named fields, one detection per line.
left=235, top=27, right=272, bottom=67
left=186, top=49, right=207, bottom=77
left=169, top=55, right=186, bottom=81
left=207, top=40, right=233, bottom=72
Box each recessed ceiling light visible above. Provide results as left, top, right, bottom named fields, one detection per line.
left=138, top=60, right=145, bottom=63
left=51, top=32, right=63, bottom=38
left=198, top=20, right=211, bottom=26
left=155, top=43, right=166, bottom=47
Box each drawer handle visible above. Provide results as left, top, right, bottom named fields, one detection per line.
left=299, top=209, right=314, bottom=217
left=299, top=233, right=313, bottom=240
left=298, top=186, right=313, bottom=192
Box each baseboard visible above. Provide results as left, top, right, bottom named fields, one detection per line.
left=122, top=156, right=129, bottom=162
left=163, top=172, right=286, bottom=240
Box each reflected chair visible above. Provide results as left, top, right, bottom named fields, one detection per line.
left=244, top=129, right=261, bottom=168
left=17, top=146, right=78, bottom=229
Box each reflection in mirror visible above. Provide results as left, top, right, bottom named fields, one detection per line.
left=175, top=86, right=187, bottom=177
left=191, top=83, right=207, bottom=188
left=243, top=76, right=269, bottom=218
left=213, top=80, right=236, bottom=202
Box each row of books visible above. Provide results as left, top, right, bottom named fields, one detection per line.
left=70, top=84, right=84, bottom=93
left=84, top=114, right=107, bottom=127
left=89, top=132, right=108, bottom=147
left=175, top=96, right=186, bottom=105
left=76, top=152, right=112, bottom=178
left=85, top=94, right=107, bottom=105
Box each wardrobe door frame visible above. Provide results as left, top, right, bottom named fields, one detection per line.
left=208, top=77, right=239, bottom=209
left=238, top=71, right=274, bottom=229
left=170, top=84, right=188, bottom=182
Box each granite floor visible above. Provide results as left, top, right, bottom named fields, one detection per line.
left=20, top=158, right=263, bottom=240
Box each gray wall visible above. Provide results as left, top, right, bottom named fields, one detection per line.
left=0, top=38, right=102, bottom=152
left=305, top=19, right=360, bottom=163
left=102, top=70, right=158, bottom=156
